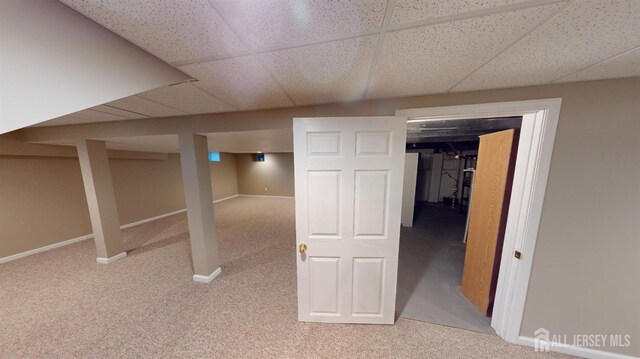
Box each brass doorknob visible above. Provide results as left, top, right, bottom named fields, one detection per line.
left=299, top=243, right=307, bottom=254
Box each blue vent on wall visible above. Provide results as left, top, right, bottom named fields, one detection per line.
left=208, top=152, right=221, bottom=162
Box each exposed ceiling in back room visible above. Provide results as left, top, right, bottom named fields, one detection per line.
left=36, top=0, right=640, bottom=127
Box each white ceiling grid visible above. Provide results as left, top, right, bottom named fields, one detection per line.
left=39, top=0, right=639, bottom=127
left=367, top=2, right=566, bottom=99
left=453, top=0, right=640, bottom=91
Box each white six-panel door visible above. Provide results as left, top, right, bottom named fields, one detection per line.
left=293, top=116, right=407, bottom=324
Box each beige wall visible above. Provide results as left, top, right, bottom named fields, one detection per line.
left=1, top=152, right=239, bottom=258
left=516, top=82, right=639, bottom=356
left=209, top=153, right=238, bottom=199
left=0, top=156, right=92, bottom=256
left=236, top=153, right=294, bottom=197
left=110, top=154, right=185, bottom=225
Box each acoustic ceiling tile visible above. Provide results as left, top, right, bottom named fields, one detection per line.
left=258, top=35, right=378, bottom=105
left=212, top=0, right=386, bottom=50
left=137, top=84, right=235, bottom=114
left=453, top=0, right=640, bottom=92
left=60, top=0, right=247, bottom=62
left=180, top=56, right=294, bottom=110
left=91, top=105, right=147, bottom=119
left=106, top=96, right=188, bottom=118
left=367, top=3, right=564, bottom=99
left=556, top=47, right=640, bottom=83
left=31, top=115, right=88, bottom=127
left=391, top=0, right=530, bottom=25
left=70, top=109, right=129, bottom=122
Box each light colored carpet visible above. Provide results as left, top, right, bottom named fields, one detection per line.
left=0, top=197, right=572, bottom=358
left=397, top=203, right=494, bottom=334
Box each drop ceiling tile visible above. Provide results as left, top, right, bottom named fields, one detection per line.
left=107, top=96, right=188, bottom=117
left=391, top=0, right=530, bottom=25
left=70, top=109, right=130, bottom=122
left=60, top=0, right=247, bottom=62
left=212, top=0, right=386, bottom=50
left=180, top=56, right=294, bottom=110
left=258, top=36, right=377, bottom=105
left=31, top=115, right=88, bottom=127
left=453, top=0, right=640, bottom=92
left=137, top=84, right=236, bottom=114
left=556, top=47, right=640, bottom=83
left=92, top=105, right=148, bottom=119
left=367, top=3, right=564, bottom=99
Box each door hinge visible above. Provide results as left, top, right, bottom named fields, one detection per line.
left=514, top=250, right=522, bottom=260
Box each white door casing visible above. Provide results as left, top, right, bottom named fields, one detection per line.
left=396, top=99, right=561, bottom=344
left=293, top=116, right=407, bottom=324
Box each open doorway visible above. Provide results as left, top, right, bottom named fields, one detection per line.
left=290, top=99, right=560, bottom=348
left=397, top=116, right=522, bottom=334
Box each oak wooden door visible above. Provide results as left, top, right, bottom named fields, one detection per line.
left=461, top=129, right=518, bottom=316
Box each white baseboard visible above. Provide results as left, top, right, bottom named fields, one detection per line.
left=213, top=194, right=239, bottom=203
left=120, top=208, right=187, bottom=229
left=518, top=336, right=638, bottom=359
left=193, top=267, right=222, bottom=283
left=0, top=193, right=240, bottom=265
left=96, top=252, right=127, bottom=264
left=0, top=233, right=94, bottom=264
left=238, top=194, right=294, bottom=199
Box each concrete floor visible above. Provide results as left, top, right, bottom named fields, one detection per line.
left=397, top=202, right=495, bottom=334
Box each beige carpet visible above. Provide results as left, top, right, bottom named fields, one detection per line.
left=0, top=197, right=572, bottom=358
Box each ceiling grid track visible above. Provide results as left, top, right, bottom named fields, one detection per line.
left=387, top=0, right=568, bottom=34
left=362, top=0, right=396, bottom=100
left=551, top=45, right=640, bottom=83
left=37, top=0, right=639, bottom=128
left=87, top=108, right=132, bottom=120
left=186, top=83, right=240, bottom=111
left=102, top=104, right=151, bottom=118
left=171, top=0, right=568, bottom=69
left=206, top=0, right=298, bottom=106
left=132, top=95, right=190, bottom=115
left=446, top=0, right=577, bottom=92
left=63, top=0, right=242, bottom=116
left=173, top=81, right=241, bottom=113
left=171, top=30, right=382, bottom=67
left=170, top=51, right=252, bottom=67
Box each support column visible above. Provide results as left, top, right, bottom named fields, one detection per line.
left=178, top=133, right=221, bottom=283
left=77, top=139, right=126, bottom=263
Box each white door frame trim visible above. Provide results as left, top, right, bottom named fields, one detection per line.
left=396, top=98, right=562, bottom=344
